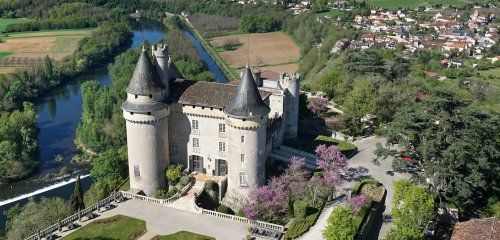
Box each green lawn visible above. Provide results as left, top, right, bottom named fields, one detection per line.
left=152, top=231, right=215, bottom=240
left=0, top=18, right=28, bottom=32
left=63, top=215, right=147, bottom=240
left=478, top=67, right=500, bottom=88
left=367, top=0, right=474, bottom=9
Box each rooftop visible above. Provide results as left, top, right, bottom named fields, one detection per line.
left=451, top=217, right=499, bottom=240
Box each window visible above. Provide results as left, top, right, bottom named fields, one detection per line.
left=134, top=165, right=140, bottom=177
left=239, top=171, right=248, bottom=187
left=134, top=95, right=138, bottom=99
left=170, top=144, right=178, bottom=156
left=241, top=136, right=245, bottom=143
left=192, top=120, right=199, bottom=129
left=193, top=138, right=199, bottom=148
left=219, top=142, right=226, bottom=152
left=241, top=154, right=245, bottom=163
left=219, top=123, right=226, bottom=133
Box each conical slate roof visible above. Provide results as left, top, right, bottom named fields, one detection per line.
left=126, top=46, right=165, bottom=95
left=224, top=66, right=270, bottom=118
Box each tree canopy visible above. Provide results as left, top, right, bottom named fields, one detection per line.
left=378, top=89, right=499, bottom=211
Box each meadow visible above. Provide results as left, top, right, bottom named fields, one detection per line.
left=211, top=32, right=300, bottom=73
left=0, top=29, right=94, bottom=73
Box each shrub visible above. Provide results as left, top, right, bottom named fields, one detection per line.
left=178, top=175, right=191, bottom=188
left=222, top=38, right=241, bottom=51
left=236, top=209, right=245, bottom=217
left=204, top=180, right=217, bottom=191
left=155, top=187, right=179, bottom=199
left=166, top=164, right=183, bottom=184
left=293, top=200, right=309, bottom=219
left=217, top=204, right=234, bottom=215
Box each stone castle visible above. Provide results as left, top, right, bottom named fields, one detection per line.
left=121, top=44, right=299, bottom=206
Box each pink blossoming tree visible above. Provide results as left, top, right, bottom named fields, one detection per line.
left=349, top=194, right=367, bottom=214
left=315, top=144, right=349, bottom=187
left=307, top=98, right=328, bottom=115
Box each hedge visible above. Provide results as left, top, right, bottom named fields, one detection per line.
left=293, top=200, right=309, bottom=219
left=305, top=135, right=357, bottom=156
left=285, top=198, right=325, bottom=240
left=352, top=178, right=381, bottom=195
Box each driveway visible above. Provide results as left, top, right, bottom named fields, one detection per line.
left=298, top=136, right=409, bottom=240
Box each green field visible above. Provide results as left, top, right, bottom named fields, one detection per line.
left=152, top=231, right=215, bottom=240
left=478, top=67, right=500, bottom=87
left=0, top=18, right=28, bottom=33
left=62, top=215, right=147, bottom=240
left=367, top=0, right=476, bottom=9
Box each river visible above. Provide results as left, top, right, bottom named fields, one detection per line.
left=0, top=19, right=229, bottom=232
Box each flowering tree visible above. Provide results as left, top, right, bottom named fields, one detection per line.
left=315, top=144, right=349, bottom=187
left=349, top=194, right=367, bottom=214
left=244, top=177, right=288, bottom=222
left=307, top=97, right=328, bottom=115
left=244, top=157, right=310, bottom=222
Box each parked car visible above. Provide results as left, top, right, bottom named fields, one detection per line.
left=405, top=164, right=419, bottom=173
left=386, top=170, right=394, bottom=176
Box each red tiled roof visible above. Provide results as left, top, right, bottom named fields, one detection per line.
left=451, top=217, right=499, bottom=240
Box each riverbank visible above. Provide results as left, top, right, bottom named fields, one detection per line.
left=182, top=16, right=237, bottom=81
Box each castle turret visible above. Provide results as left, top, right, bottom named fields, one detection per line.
left=121, top=45, right=170, bottom=197
left=223, top=65, right=270, bottom=208
left=152, top=44, right=170, bottom=98
left=280, top=73, right=300, bottom=139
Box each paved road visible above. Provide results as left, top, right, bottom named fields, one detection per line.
left=298, top=136, right=409, bottom=240
left=58, top=198, right=249, bottom=240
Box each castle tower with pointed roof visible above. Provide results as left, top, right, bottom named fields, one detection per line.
left=223, top=66, right=270, bottom=207
left=121, top=44, right=170, bottom=197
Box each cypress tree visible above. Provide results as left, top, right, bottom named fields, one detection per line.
left=69, top=175, right=85, bottom=212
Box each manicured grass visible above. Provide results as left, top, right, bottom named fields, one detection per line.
left=0, top=18, right=28, bottom=32
left=63, top=215, right=147, bottom=240
left=478, top=67, right=500, bottom=88
left=152, top=231, right=215, bottom=240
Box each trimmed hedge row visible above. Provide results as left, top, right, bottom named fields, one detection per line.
left=352, top=178, right=382, bottom=195
left=285, top=198, right=326, bottom=240
left=305, top=135, right=357, bottom=156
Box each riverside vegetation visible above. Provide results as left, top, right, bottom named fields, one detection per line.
left=0, top=1, right=133, bottom=184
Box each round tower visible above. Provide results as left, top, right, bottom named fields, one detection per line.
left=121, top=45, right=170, bottom=197
left=281, top=73, right=300, bottom=139
left=223, top=66, right=270, bottom=207
left=152, top=44, right=170, bottom=98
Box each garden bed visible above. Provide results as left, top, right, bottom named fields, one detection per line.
left=152, top=231, right=215, bottom=240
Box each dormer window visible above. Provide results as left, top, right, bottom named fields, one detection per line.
left=149, top=94, right=152, bottom=99
left=135, top=95, right=138, bottom=99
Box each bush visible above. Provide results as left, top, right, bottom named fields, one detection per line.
left=285, top=212, right=318, bottom=240
left=178, top=175, right=191, bottom=188
left=155, top=187, right=179, bottom=199
left=293, top=200, right=309, bottom=219
left=204, top=180, right=218, bottom=191
left=166, top=164, right=183, bottom=184
left=217, top=204, right=234, bottom=215
left=222, top=38, right=241, bottom=51
left=236, top=209, right=245, bottom=217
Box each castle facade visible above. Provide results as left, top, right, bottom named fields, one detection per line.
left=121, top=44, right=299, bottom=205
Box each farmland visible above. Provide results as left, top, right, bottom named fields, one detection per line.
left=0, top=29, right=94, bottom=73
left=210, top=32, right=300, bottom=74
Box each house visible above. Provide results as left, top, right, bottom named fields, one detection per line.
left=451, top=217, right=499, bottom=240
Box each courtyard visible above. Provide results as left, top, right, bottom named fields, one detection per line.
left=58, top=198, right=249, bottom=240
